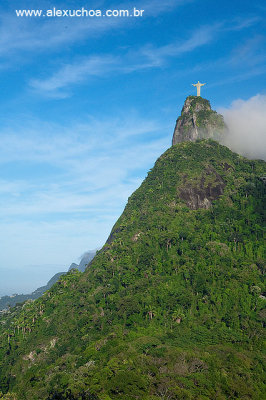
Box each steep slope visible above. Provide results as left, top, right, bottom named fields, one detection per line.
left=0, top=140, right=265, bottom=400
left=172, top=96, right=226, bottom=145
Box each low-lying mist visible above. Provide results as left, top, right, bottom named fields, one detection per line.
left=219, top=94, right=266, bottom=161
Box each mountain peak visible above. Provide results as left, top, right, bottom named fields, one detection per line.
left=172, top=96, right=226, bottom=145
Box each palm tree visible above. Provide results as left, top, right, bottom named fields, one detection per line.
left=172, top=308, right=184, bottom=324
left=146, top=306, right=155, bottom=320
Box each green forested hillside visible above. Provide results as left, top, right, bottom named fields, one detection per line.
left=0, top=140, right=265, bottom=400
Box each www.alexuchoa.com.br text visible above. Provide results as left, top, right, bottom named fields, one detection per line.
left=15, top=7, right=145, bottom=18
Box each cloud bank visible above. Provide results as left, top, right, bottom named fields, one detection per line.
left=220, top=94, right=266, bottom=161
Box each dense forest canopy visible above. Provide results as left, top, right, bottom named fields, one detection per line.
left=0, top=140, right=265, bottom=400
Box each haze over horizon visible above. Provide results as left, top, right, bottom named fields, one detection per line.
left=0, top=0, right=265, bottom=296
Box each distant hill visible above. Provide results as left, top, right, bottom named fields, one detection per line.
left=0, top=251, right=96, bottom=311
left=0, top=272, right=66, bottom=312
left=68, top=251, right=96, bottom=272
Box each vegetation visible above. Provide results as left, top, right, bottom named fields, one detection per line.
left=0, top=273, right=66, bottom=312
left=174, top=96, right=226, bottom=144
left=0, top=140, right=265, bottom=399
left=185, top=95, right=211, bottom=110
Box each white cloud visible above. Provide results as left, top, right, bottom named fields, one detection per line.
left=0, top=0, right=189, bottom=59
left=0, top=179, right=31, bottom=196
left=140, top=0, right=194, bottom=16
left=30, top=55, right=118, bottom=94
left=29, top=23, right=219, bottom=96
left=225, top=16, right=261, bottom=31
left=0, top=115, right=162, bottom=167
left=28, top=13, right=261, bottom=97
left=0, top=112, right=170, bottom=279
left=139, top=24, right=220, bottom=67
left=219, top=94, right=266, bottom=160
left=229, top=36, right=266, bottom=67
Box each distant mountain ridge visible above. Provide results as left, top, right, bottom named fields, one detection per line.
left=68, top=251, right=97, bottom=272
left=0, top=251, right=96, bottom=311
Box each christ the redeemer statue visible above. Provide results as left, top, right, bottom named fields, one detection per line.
left=192, top=81, right=206, bottom=96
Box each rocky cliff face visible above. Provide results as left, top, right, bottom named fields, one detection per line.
left=178, top=164, right=225, bottom=210
left=172, top=96, right=226, bottom=145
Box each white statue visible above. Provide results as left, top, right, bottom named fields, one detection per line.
left=192, top=81, right=206, bottom=96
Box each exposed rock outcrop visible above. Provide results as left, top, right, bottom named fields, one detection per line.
left=178, top=165, right=225, bottom=210
left=172, top=96, right=226, bottom=145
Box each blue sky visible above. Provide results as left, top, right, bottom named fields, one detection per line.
left=0, top=0, right=265, bottom=295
